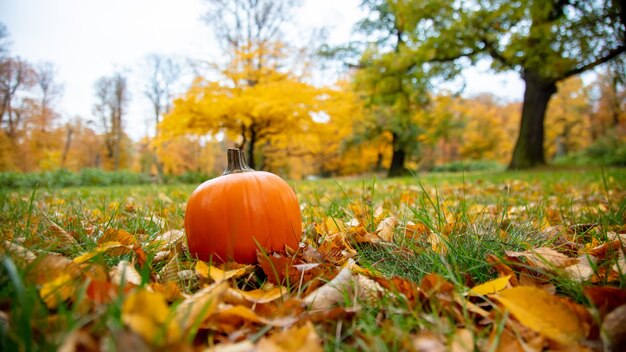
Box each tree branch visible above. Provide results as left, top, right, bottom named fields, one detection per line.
left=560, top=45, right=626, bottom=80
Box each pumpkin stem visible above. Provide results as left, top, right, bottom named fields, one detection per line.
left=223, top=148, right=255, bottom=175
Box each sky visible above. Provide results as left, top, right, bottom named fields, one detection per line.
left=1, top=0, right=524, bottom=140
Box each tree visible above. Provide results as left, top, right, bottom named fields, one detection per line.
left=159, top=0, right=324, bottom=169
left=350, top=0, right=434, bottom=177
left=159, top=63, right=329, bottom=170
left=545, top=77, right=593, bottom=159
left=0, top=57, right=36, bottom=141
left=143, top=54, right=183, bottom=180
left=144, top=54, right=182, bottom=137
left=93, top=72, right=130, bottom=170
left=394, top=0, right=624, bottom=169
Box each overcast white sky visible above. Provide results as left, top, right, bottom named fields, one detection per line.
left=1, top=0, right=524, bottom=140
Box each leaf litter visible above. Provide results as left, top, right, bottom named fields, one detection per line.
left=1, top=172, right=625, bottom=350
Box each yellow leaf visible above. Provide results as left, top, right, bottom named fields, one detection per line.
left=73, top=241, right=128, bottom=264
left=428, top=232, right=447, bottom=254
left=225, top=286, right=287, bottom=304
left=492, top=286, right=586, bottom=345
left=467, top=275, right=511, bottom=296
left=195, top=261, right=252, bottom=282
left=174, top=281, right=229, bottom=335
left=122, top=289, right=179, bottom=344
left=39, top=273, right=76, bottom=308
left=257, top=321, right=322, bottom=352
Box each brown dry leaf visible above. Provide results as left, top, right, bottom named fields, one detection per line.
left=583, top=286, right=626, bottom=318
left=86, top=279, right=130, bottom=304
left=159, top=255, right=182, bottom=283
left=404, top=221, right=431, bottom=239
left=58, top=329, right=99, bottom=352
left=486, top=254, right=520, bottom=287
left=420, top=273, right=455, bottom=298
left=303, top=264, right=354, bottom=311
left=467, top=275, right=511, bottom=296
left=150, top=229, right=184, bottom=252
left=601, top=304, right=626, bottom=352
left=317, top=232, right=357, bottom=264
left=487, top=326, right=525, bottom=352
left=205, top=340, right=255, bottom=352
left=173, top=281, right=229, bottom=336
left=258, top=252, right=300, bottom=285
left=121, top=288, right=179, bottom=344
left=412, top=331, right=445, bottom=352
left=373, top=276, right=420, bottom=307
left=110, top=260, right=143, bottom=286
left=1, top=240, right=36, bottom=263
left=505, top=247, right=579, bottom=271
left=564, top=255, right=596, bottom=282
left=28, top=254, right=82, bottom=285
left=375, top=216, right=397, bottom=242
left=256, top=321, right=323, bottom=352
left=492, top=286, right=587, bottom=345
left=347, top=225, right=381, bottom=244
left=450, top=329, right=474, bottom=352
left=44, top=217, right=79, bottom=248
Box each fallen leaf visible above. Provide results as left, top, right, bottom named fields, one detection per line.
left=505, top=247, right=579, bottom=271
left=122, top=288, right=178, bottom=344
left=225, top=286, right=287, bottom=305
left=256, top=321, right=323, bottom=352
left=174, top=281, right=229, bottom=336
left=44, top=217, right=79, bottom=248
left=467, top=275, right=511, bottom=296
left=40, top=273, right=77, bottom=308
left=583, top=286, right=626, bottom=318
left=1, top=240, right=36, bottom=263
left=601, top=304, right=626, bottom=352
left=451, top=328, right=474, bottom=352
left=110, top=260, right=143, bottom=286
left=564, top=255, right=596, bottom=282
left=303, top=265, right=354, bottom=311
left=412, top=332, right=445, bottom=352
left=196, top=260, right=252, bottom=283
left=205, top=340, right=255, bottom=352
left=486, top=254, right=520, bottom=287
left=375, top=216, right=397, bottom=242
left=492, top=286, right=587, bottom=345
left=150, top=229, right=184, bottom=252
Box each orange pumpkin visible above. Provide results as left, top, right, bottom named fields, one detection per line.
left=185, top=148, right=302, bottom=264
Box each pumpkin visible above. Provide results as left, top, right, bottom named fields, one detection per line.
left=184, top=148, right=302, bottom=264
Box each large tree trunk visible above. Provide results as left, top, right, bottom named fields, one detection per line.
left=508, top=70, right=557, bottom=169
left=387, top=132, right=407, bottom=177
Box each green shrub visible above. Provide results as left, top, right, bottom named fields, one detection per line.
left=431, top=160, right=505, bottom=173
left=554, top=129, right=626, bottom=167
left=173, top=171, right=214, bottom=184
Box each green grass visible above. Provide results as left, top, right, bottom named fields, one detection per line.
left=1, top=167, right=625, bottom=350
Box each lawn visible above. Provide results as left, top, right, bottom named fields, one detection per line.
left=1, top=168, right=625, bottom=351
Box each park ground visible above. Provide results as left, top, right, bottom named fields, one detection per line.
left=1, top=167, right=626, bottom=351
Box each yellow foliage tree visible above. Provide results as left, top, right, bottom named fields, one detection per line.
left=159, top=43, right=356, bottom=176
left=545, top=77, right=592, bottom=159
